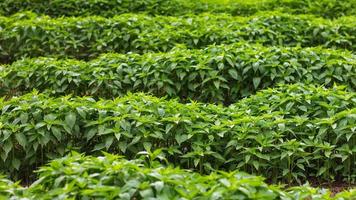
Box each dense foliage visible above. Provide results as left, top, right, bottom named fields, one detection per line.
left=233, top=84, right=356, bottom=118
left=1, top=153, right=356, bottom=199
left=1, top=0, right=355, bottom=196
left=1, top=12, right=355, bottom=63
left=1, top=84, right=355, bottom=184
left=0, top=0, right=355, bottom=18
left=29, top=153, right=286, bottom=200
left=0, top=176, right=23, bottom=200
left=1, top=43, right=355, bottom=103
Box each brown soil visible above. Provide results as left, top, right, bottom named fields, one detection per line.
left=310, top=181, right=356, bottom=195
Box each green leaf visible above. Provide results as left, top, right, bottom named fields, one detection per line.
left=245, top=155, right=250, bottom=163
left=228, top=69, right=238, bottom=80
left=20, top=113, right=29, bottom=124
left=346, top=133, right=353, bottom=141
left=194, top=158, right=200, bottom=167
left=15, top=133, right=27, bottom=148
left=119, top=141, right=127, bottom=153
left=325, top=151, right=332, bottom=158
left=0, top=151, right=7, bottom=162
left=317, top=167, right=327, bottom=176
left=175, top=134, right=188, bottom=145
left=213, top=81, right=220, bottom=89
left=44, top=114, right=57, bottom=121
left=12, top=158, right=21, bottom=170
left=86, top=128, right=97, bottom=141
left=2, top=140, right=13, bottom=160
left=51, top=126, right=62, bottom=141
left=114, top=133, right=121, bottom=141
left=252, top=160, right=259, bottom=170
left=65, top=112, right=76, bottom=129
left=283, top=169, right=289, bottom=176
left=143, top=142, right=152, bottom=151
left=105, top=136, right=114, bottom=150
left=253, top=77, right=261, bottom=89
left=129, top=136, right=141, bottom=146
left=92, top=143, right=105, bottom=152
left=120, top=120, right=130, bottom=131
left=140, top=189, right=154, bottom=198
left=297, top=164, right=305, bottom=171
left=152, top=181, right=164, bottom=192
left=219, top=178, right=231, bottom=187
left=35, top=122, right=46, bottom=129
left=76, top=107, right=87, bottom=119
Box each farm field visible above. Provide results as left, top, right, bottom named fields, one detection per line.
left=0, top=0, right=355, bottom=199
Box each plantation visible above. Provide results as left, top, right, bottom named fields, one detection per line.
left=1, top=12, right=356, bottom=63
left=0, top=0, right=355, bottom=199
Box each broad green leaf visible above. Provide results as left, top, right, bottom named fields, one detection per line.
left=65, top=112, right=76, bottom=129
left=253, top=77, right=261, bottom=89
left=11, top=158, right=21, bottom=170
left=15, top=133, right=27, bottom=148
left=228, top=69, right=238, bottom=80
left=51, top=126, right=62, bottom=141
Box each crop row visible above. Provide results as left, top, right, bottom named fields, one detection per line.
left=2, top=153, right=356, bottom=200
left=1, top=84, right=355, bottom=183
left=1, top=43, right=355, bottom=103
left=0, top=0, right=355, bottom=18
left=0, top=12, right=355, bottom=63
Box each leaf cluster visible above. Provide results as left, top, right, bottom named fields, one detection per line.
left=2, top=153, right=356, bottom=200
left=0, top=84, right=355, bottom=184
left=0, top=175, right=24, bottom=200
left=0, top=0, right=355, bottom=19
left=1, top=12, right=355, bottom=63
left=1, top=43, right=355, bottom=104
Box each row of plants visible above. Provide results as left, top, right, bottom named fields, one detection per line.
left=0, top=84, right=355, bottom=184
left=231, top=84, right=356, bottom=119
left=1, top=43, right=355, bottom=103
left=1, top=153, right=356, bottom=200
left=1, top=153, right=356, bottom=199
left=1, top=12, right=355, bottom=63
left=0, top=0, right=355, bottom=18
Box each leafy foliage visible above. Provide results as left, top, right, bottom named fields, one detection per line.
left=270, top=0, right=356, bottom=18
left=29, top=153, right=284, bottom=200
left=1, top=43, right=355, bottom=104
left=1, top=0, right=355, bottom=196
left=0, top=0, right=355, bottom=18
left=1, top=153, right=356, bottom=199
left=0, top=84, right=355, bottom=184
left=232, top=84, right=356, bottom=118
left=1, top=12, right=355, bottom=63
left=0, top=176, right=23, bottom=200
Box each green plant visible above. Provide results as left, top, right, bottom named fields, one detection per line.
left=0, top=0, right=355, bottom=18
left=29, top=152, right=284, bottom=200
left=1, top=43, right=354, bottom=104
left=232, top=84, right=356, bottom=118
left=1, top=0, right=355, bottom=197
left=2, top=153, right=355, bottom=199
left=0, top=84, right=355, bottom=183
left=0, top=12, right=355, bottom=63
left=0, top=176, right=23, bottom=200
